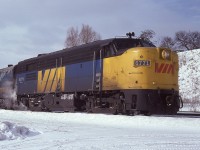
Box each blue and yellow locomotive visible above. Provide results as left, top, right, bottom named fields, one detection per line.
left=0, top=33, right=182, bottom=115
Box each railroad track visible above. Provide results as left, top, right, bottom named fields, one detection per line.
left=153, top=111, right=200, bottom=118
left=177, top=111, right=200, bottom=117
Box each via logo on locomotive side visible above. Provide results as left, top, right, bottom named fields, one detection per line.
left=155, top=63, right=174, bottom=74
left=37, top=67, right=65, bottom=93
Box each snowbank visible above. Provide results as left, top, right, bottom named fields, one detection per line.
left=0, top=121, right=40, bottom=141
left=178, top=49, right=200, bottom=111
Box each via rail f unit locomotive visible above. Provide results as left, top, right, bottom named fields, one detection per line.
left=0, top=33, right=182, bottom=115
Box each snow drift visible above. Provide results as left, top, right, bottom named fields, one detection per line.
left=178, top=49, right=200, bottom=111
left=0, top=121, right=40, bottom=141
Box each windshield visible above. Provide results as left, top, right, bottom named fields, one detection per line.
left=141, top=40, right=155, bottom=47
left=113, top=38, right=155, bottom=52
left=103, top=38, right=156, bottom=58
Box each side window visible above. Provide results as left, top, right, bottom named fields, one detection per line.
left=26, top=63, right=37, bottom=71
left=103, top=45, right=117, bottom=58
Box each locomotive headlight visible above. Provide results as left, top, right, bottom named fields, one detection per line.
left=161, top=50, right=170, bottom=60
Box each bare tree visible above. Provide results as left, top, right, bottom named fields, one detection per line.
left=175, top=31, right=200, bottom=50
left=160, top=36, right=176, bottom=49
left=175, top=31, right=190, bottom=50
left=65, top=24, right=101, bottom=48
left=139, top=29, right=155, bottom=41
left=188, top=31, right=200, bottom=49
left=79, top=24, right=101, bottom=44
left=65, top=27, right=79, bottom=48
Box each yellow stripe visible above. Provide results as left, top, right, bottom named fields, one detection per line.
left=51, top=67, right=66, bottom=92
left=37, top=67, right=66, bottom=93
left=37, top=69, right=50, bottom=93
left=45, top=68, right=56, bottom=92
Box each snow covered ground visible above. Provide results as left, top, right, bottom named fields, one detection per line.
left=0, top=109, right=200, bottom=150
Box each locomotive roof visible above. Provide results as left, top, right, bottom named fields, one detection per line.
left=18, top=38, right=114, bottom=64
left=15, top=37, right=153, bottom=73
left=15, top=38, right=117, bottom=73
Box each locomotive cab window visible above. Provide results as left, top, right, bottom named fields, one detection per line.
left=141, top=40, right=156, bottom=47
left=103, top=44, right=117, bottom=58
left=114, top=39, right=138, bottom=50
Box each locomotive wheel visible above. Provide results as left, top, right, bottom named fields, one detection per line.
left=143, top=111, right=152, bottom=116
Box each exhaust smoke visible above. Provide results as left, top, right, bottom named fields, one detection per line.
left=0, top=66, right=27, bottom=110
left=2, top=81, right=27, bottom=110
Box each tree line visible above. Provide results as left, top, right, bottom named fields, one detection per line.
left=160, top=31, right=200, bottom=50
left=65, top=24, right=101, bottom=48
left=65, top=24, right=200, bottom=50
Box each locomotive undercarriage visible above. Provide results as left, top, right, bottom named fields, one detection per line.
left=17, top=89, right=182, bottom=115
left=121, top=89, right=183, bottom=115
left=18, top=93, right=85, bottom=112
left=86, top=91, right=126, bottom=114
left=85, top=89, right=182, bottom=115
left=18, top=91, right=125, bottom=114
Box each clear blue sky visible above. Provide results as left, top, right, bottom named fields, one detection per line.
left=0, top=0, right=199, bottom=68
